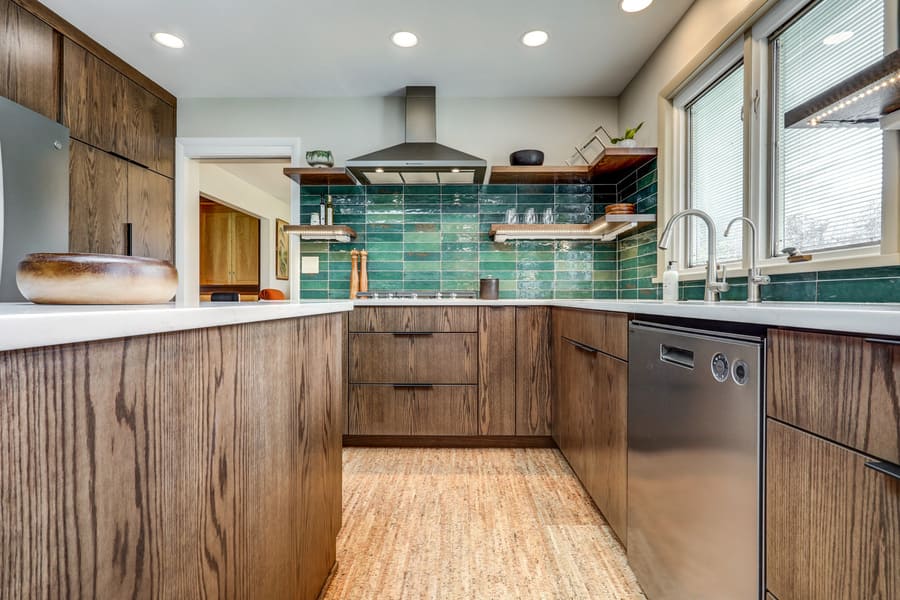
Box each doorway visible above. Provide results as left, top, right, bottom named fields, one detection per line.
left=199, top=197, right=261, bottom=300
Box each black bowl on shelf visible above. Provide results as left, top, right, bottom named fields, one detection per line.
left=509, top=149, right=544, bottom=166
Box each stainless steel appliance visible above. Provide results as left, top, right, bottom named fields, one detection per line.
left=0, top=96, right=70, bottom=301
left=628, top=321, right=763, bottom=600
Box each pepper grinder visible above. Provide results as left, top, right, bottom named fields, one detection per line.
left=349, top=249, right=360, bottom=299
left=359, top=250, right=369, bottom=293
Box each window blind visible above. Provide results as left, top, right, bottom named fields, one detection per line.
left=688, top=65, right=745, bottom=267
left=774, top=0, right=884, bottom=254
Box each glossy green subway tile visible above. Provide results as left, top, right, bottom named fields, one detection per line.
left=441, top=261, right=478, bottom=272
left=367, top=261, right=403, bottom=272
left=761, top=282, right=817, bottom=302
left=403, top=261, right=441, bottom=272
left=593, top=270, right=617, bottom=282
left=556, top=290, right=594, bottom=299
left=817, top=278, right=899, bottom=302
left=404, top=251, right=442, bottom=262
left=517, top=260, right=555, bottom=271
left=517, top=270, right=556, bottom=281
left=816, top=266, right=900, bottom=281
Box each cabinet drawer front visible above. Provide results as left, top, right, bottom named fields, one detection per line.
left=767, top=420, right=899, bottom=600
left=350, top=385, right=478, bottom=436
left=552, top=307, right=628, bottom=360
left=350, top=306, right=477, bottom=332
left=768, top=329, right=900, bottom=464
left=350, top=333, right=477, bottom=384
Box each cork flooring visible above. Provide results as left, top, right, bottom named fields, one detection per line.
left=321, top=447, right=646, bottom=600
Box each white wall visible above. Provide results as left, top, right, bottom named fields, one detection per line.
left=178, top=96, right=619, bottom=166
left=618, top=0, right=766, bottom=146
left=198, top=163, right=290, bottom=296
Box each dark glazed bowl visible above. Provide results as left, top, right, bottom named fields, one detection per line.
left=509, top=149, right=544, bottom=166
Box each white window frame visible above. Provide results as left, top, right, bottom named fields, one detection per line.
left=659, top=0, right=899, bottom=282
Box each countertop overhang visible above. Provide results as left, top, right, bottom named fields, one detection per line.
left=0, top=301, right=354, bottom=352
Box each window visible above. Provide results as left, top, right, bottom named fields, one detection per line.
left=771, top=0, right=885, bottom=254
left=687, top=65, right=745, bottom=266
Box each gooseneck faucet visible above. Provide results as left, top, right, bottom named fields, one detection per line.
left=724, top=217, right=770, bottom=303
left=658, top=209, right=730, bottom=302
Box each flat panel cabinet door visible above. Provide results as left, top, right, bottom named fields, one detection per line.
left=349, top=385, right=478, bottom=436
left=62, top=38, right=124, bottom=152
left=0, top=0, right=58, bottom=120
left=69, top=140, right=128, bottom=254
left=478, top=307, right=516, bottom=435
left=516, top=307, right=552, bottom=436
left=127, top=164, right=173, bottom=262
left=767, top=420, right=899, bottom=600
left=231, top=211, right=260, bottom=285
left=118, top=79, right=175, bottom=176
left=199, top=209, right=233, bottom=285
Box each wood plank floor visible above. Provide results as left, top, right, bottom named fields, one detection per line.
left=322, top=448, right=645, bottom=600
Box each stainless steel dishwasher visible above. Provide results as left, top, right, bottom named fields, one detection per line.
left=627, top=321, right=763, bottom=600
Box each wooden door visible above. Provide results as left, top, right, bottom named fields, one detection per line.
left=0, top=0, right=58, bottom=120
left=199, top=206, right=233, bottom=285
left=231, top=211, right=260, bottom=285
left=62, top=38, right=125, bottom=152
left=127, top=164, right=173, bottom=262
left=516, top=307, right=552, bottom=436
left=117, top=79, right=175, bottom=176
left=69, top=140, right=128, bottom=254
left=478, top=307, right=516, bottom=435
left=767, top=420, right=899, bottom=599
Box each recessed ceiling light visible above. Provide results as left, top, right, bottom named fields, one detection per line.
left=391, top=31, right=418, bottom=48
left=152, top=32, right=185, bottom=49
left=620, top=0, right=653, bottom=13
left=375, top=168, right=385, bottom=173
left=521, top=30, right=549, bottom=47
left=823, top=31, right=854, bottom=45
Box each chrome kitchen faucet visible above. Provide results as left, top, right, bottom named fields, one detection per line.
left=658, top=209, right=730, bottom=303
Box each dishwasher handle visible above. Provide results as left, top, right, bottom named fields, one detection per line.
left=659, top=344, right=695, bottom=369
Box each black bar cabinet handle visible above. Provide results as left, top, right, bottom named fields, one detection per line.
left=864, top=461, right=900, bottom=481
left=392, top=332, right=433, bottom=337
left=864, top=338, right=900, bottom=347
left=563, top=337, right=598, bottom=354
left=392, top=384, right=434, bottom=389
left=125, top=222, right=133, bottom=256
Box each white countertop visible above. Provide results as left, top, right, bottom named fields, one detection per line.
left=0, top=301, right=353, bottom=352
left=353, top=298, right=900, bottom=338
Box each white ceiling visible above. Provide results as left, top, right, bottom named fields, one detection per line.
left=41, top=0, right=694, bottom=98
left=208, top=160, right=292, bottom=204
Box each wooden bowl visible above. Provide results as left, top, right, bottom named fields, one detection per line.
left=16, top=253, right=178, bottom=305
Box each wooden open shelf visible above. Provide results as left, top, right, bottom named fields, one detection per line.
left=283, top=224, right=357, bottom=243
left=488, top=147, right=657, bottom=185
left=489, top=213, right=656, bottom=242
left=283, top=167, right=360, bottom=186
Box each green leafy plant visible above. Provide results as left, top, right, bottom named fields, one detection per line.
left=606, top=122, right=643, bottom=144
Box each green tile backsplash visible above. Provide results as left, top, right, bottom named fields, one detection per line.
left=298, top=157, right=897, bottom=303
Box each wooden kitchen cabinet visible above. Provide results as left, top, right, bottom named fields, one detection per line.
left=69, top=139, right=128, bottom=255
left=350, top=384, right=478, bottom=436
left=127, top=163, right=173, bottom=262
left=350, top=333, right=477, bottom=385
left=350, top=306, right=478, bottom=333
left=478, top=307, right=517, bottom=435
left=516, top=307, right=552, bottom=436
left=200, top=201, right=260, bottom=287
left=767, top=419, right=899, bottom=600
left=0, top=0, right=58, bottom=120
left=551, top=307, right=628, bottom=542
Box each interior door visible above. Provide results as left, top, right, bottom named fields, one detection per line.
left=231, top=211, right=260, bottom=285
left=127, top=163, right=173, bottom=262
left=199, top=206, right=232, bottom=285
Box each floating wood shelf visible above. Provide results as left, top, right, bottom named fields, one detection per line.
left=283, top=225, right=357, bottom=243
left=283, top=167, right=360, bottom=186
left=489, top=214, right=656, bottom=242
left=488, top=147, right=658, bottom=185
left=785, top=49, right=900, bottom=129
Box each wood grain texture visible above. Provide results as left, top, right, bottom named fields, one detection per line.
left=342, top=435, right=556, bottom=448
left=768, top=329, right=900, bottom=464
left=552, top=307, right=628, bottom=360
left=0, top=314, right=343, bottom=599
left=478, top=307, right=516, bottom=435
left=12, top=0, right=176, bottom=106
left=62, top=38, right=125, bottom=153
left=342, top=311, right=350, bottom=436
left=349, top=306, right=478, bottom=333
left=231, top=211, right=260, bottom=285
left=127, top=163, right=173, bottom=262
left=349, top=385, right=478, bottom=436
left=766, top=420, right=899, bottom=600
left=199, top=204, right=233, bottom=285
left=119, top=78, right=175, bottom=176
left=350, top=333, right=477, bottom=384
left=516, top=307, right=552, bottom=436
left=68, top=139, right=128, bottom=255
left=0, top=0, right=57, bottom=119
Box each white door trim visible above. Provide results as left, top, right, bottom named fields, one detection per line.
left=174, top=137, right=302, bottom=306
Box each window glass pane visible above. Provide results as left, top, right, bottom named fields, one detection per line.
left=688, top=65, right=745, bottom=267
left=774, top=0, right=884, bottom=254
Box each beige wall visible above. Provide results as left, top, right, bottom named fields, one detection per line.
left=178, top=96, right=618, bottom=167
left=198, top=163, right=291, bottom=296
left=618, top=0, right=765, bottom=146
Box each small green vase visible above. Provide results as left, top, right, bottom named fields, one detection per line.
left=306, top=150, right=334, bottom=168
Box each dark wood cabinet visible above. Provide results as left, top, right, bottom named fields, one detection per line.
left=516, top=307, right=552, bottom=436
left=70, top=140, right=173, bottom=261
left=0, top=0, right=57, bottom=120
left=350, top=333, right=478, bottom=385
left=350, top=306, right=478, bottom=333
left=767, top=419, right=899, bottom=600
left=69, top=139, right=128, bottom=255
left=350, top=385, right=478, bottom=436
left=551, top=307, right=628, bottom=543
left=478, top=306, right=516, bottom=435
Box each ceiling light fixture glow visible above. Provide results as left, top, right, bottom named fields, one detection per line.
left=391, top=31, right=419, bottom=48
left=152, top=32, right=185, bottom=49
left=521, top=30, right=549, bottom=47
left=823, top=31, right=854, bottom=45
left=620, top=0, right=653, bottom=13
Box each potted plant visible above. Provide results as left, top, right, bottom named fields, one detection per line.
left=599, top=122, right=643, bottom=148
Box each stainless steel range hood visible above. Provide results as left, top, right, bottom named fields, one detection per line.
left=346, top=86, right=487, bottom=185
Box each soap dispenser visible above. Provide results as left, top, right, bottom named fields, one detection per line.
left=662, top=261, right=679, bottom=303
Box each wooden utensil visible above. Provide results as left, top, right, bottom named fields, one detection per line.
left=360, top=250, right=369, bottom=293
left=350, top=250, right=360, bottom=299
